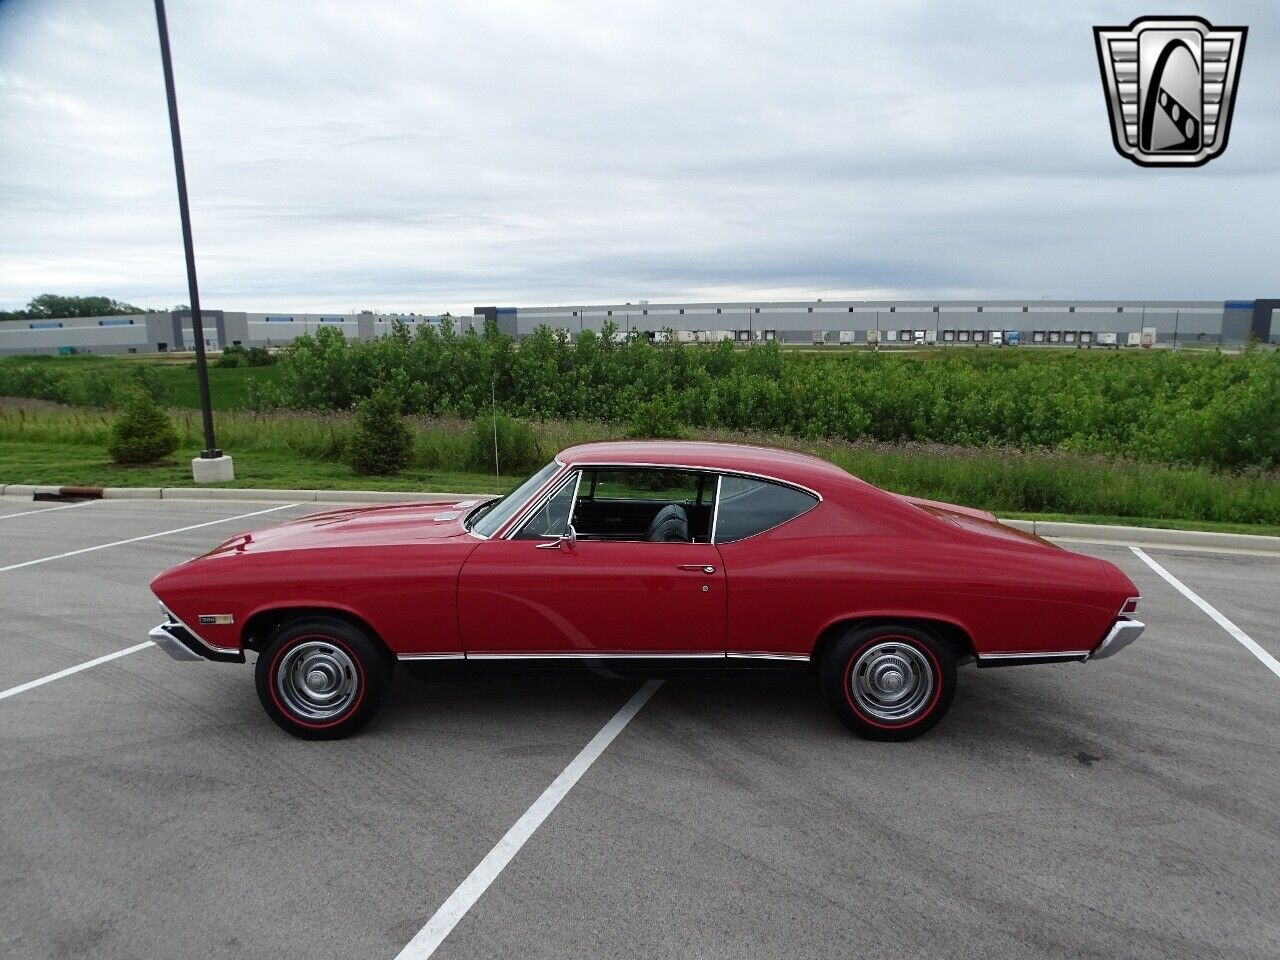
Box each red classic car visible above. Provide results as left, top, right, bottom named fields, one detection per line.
left=149, top=441, right=1143, bottom=740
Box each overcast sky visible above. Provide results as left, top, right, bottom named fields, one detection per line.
left=1, top=0, right=1276, bottom=313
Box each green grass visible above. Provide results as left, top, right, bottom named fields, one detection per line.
left=0, top=440, right=502, bottom=493
left=5, top=438, right=1276, bottom=536
left=160, top=364, right=281, bottom=409
left=3, top=403, right=1279, bottom=532
left=0, top=353, right=279, bottom=411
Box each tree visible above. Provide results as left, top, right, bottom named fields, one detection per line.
left=344, top=387, right=415, bottom=475
left=24, top=294, right=149, bottom=319
left=108, top=390, right=180, bottom=464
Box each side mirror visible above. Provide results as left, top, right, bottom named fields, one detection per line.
left=535, top=524, right=578, bottom=551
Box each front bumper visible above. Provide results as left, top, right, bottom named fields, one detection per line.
left=149, top=618, right=245, bottom=663
left=1088, top=618, right=1145, bottom=660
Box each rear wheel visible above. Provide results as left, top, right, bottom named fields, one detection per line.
left=821, top=624, right=956, bottom=741
left=255, top=617, right=392, bottom=740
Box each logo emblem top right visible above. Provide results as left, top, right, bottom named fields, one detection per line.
left=1094, top=16, right=1247, bottom=167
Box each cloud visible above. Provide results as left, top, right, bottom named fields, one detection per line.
left=1, top=0, right=1277, bottom=312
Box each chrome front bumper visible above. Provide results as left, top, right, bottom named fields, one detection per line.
left=149, top=619, right=245, bottom=664
left=1088, top=618, right=1145, bottom=660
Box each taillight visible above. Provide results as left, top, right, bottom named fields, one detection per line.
left=1121, top=597, right=1139, bottom=614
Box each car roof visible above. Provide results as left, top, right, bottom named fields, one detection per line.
left=557, top=440, right=857, bottom=494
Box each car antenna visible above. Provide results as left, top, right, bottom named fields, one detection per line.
left=491, top=379, right=501, bottom=494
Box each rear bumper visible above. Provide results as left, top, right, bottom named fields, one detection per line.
left=149, top=618, right=244, bottom=664
left=1088, top=618, right=1145, bottom=661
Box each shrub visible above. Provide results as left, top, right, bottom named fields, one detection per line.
left=215, top=345, right=246, bottom=368
left=245, top=346, right=275, bottom=366
left=128, top=364, right=173, bottom=403
left=344, top=387, right=414, bottom=475
left=107, top=390, right=180, bottom=464
left=465, top=412, right=542, bottom=474
left=626, top=396, right=689, bottom=439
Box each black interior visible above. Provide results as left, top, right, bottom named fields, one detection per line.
left=573, top=497, right=712, bottom=542
left=571, top=470, right=715, bottom=542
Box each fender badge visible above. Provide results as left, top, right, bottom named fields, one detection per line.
left=198, top=614, right=235, bottom=625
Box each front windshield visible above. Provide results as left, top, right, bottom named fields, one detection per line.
left=468, top=461, right=560, bottom=538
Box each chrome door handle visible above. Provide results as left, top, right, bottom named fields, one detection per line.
left=676, top=564, right=716, bottom=574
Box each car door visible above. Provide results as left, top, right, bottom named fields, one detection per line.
left=458, top=467, right=726, bottom=657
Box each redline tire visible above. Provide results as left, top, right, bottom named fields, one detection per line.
left=821, top=624, right=956, bottom=741
left=255, top=617, right=392, bottom=740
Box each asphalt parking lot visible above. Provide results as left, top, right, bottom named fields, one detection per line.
left=2, top=497, right=1278, bottom=960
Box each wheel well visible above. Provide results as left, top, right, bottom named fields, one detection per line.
left=811, top=617, right=975, bottom=668
left=241, top=606, right=388, bottom=656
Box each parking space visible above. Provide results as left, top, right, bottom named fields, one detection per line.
left=0, top=499, right=315, bottom=691
left=0, top=499, right=97, bottom=522
left=1, top=500, right=1277, bottom=959
left=1135, top=547, right=1280, bottom=664
left=439, top=543, right=1280, bottom=960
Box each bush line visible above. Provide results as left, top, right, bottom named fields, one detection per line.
left=3, top=404, right=1279, bottom=525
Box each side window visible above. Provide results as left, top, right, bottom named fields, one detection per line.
left=572, top=468, right=715, bottom=542
left=512, top=472, right=579, bottom=539
left=586, top=469, right=704, bottom=503
left=714, top=475, right=817, bottom=543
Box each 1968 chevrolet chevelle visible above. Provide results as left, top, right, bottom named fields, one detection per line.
left=150, top=441, right=1144, bottom=740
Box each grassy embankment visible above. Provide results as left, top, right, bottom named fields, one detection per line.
left=3, top=401, right=1279, bottom=535
left=0, top=353, right=279, bottom=409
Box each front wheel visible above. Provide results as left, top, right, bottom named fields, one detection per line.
left=255, top=617, right=392, bottom=740
left=821, top=624, right=956, bottom=741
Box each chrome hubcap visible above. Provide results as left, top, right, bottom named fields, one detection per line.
left=276, top=640, right=359, bottom=722
left=849, top=641, right=934, bottom=723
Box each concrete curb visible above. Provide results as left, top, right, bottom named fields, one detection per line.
left=1024, top=520, right=1280, bottom=554
left=2, top=483, right=1278, bottom=553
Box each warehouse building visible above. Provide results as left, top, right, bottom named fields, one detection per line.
left=474, top=299, right=1278, bottom=348
left=0, top=311, right=450, bottom=356
left=1, top=299, right=1276, bottom=356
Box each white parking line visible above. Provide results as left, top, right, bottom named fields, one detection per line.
left=1131, top=546, right=1280, bottom=680
left=0, top=642, right=155, bottom=702
left=0, top=502, right=300, bottom=573
left=395, top=679, right=663, bottom=960
left=0, top=500, right=97, bottom=520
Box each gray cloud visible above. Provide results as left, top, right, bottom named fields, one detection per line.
left=1, top=0, right=1276, bottom=312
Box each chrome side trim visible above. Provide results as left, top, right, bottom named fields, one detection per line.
left=1088, top=618, right=1145, bottom=660
left=503, top=468, right=581, bottom=541
left=567, top=461, right=824, bottom=504
left=466, top=651, right=726, bottom=660
left=492, top=459, right=571, bottom=539
left=727, top=651, right=811, bottom=662
left=979, top=650, right=1091, bottom=661
left=397, top=653, right=466, bottom=661
left=709, top=474, right=722, bottom=544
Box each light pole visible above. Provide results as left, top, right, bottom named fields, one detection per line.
left=154, top=0, right=232, bottom=481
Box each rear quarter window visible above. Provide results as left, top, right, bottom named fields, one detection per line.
left=714, top=475, right=818, bottom=543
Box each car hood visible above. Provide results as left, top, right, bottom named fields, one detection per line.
left=199, top=497, right=493, bottom=557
